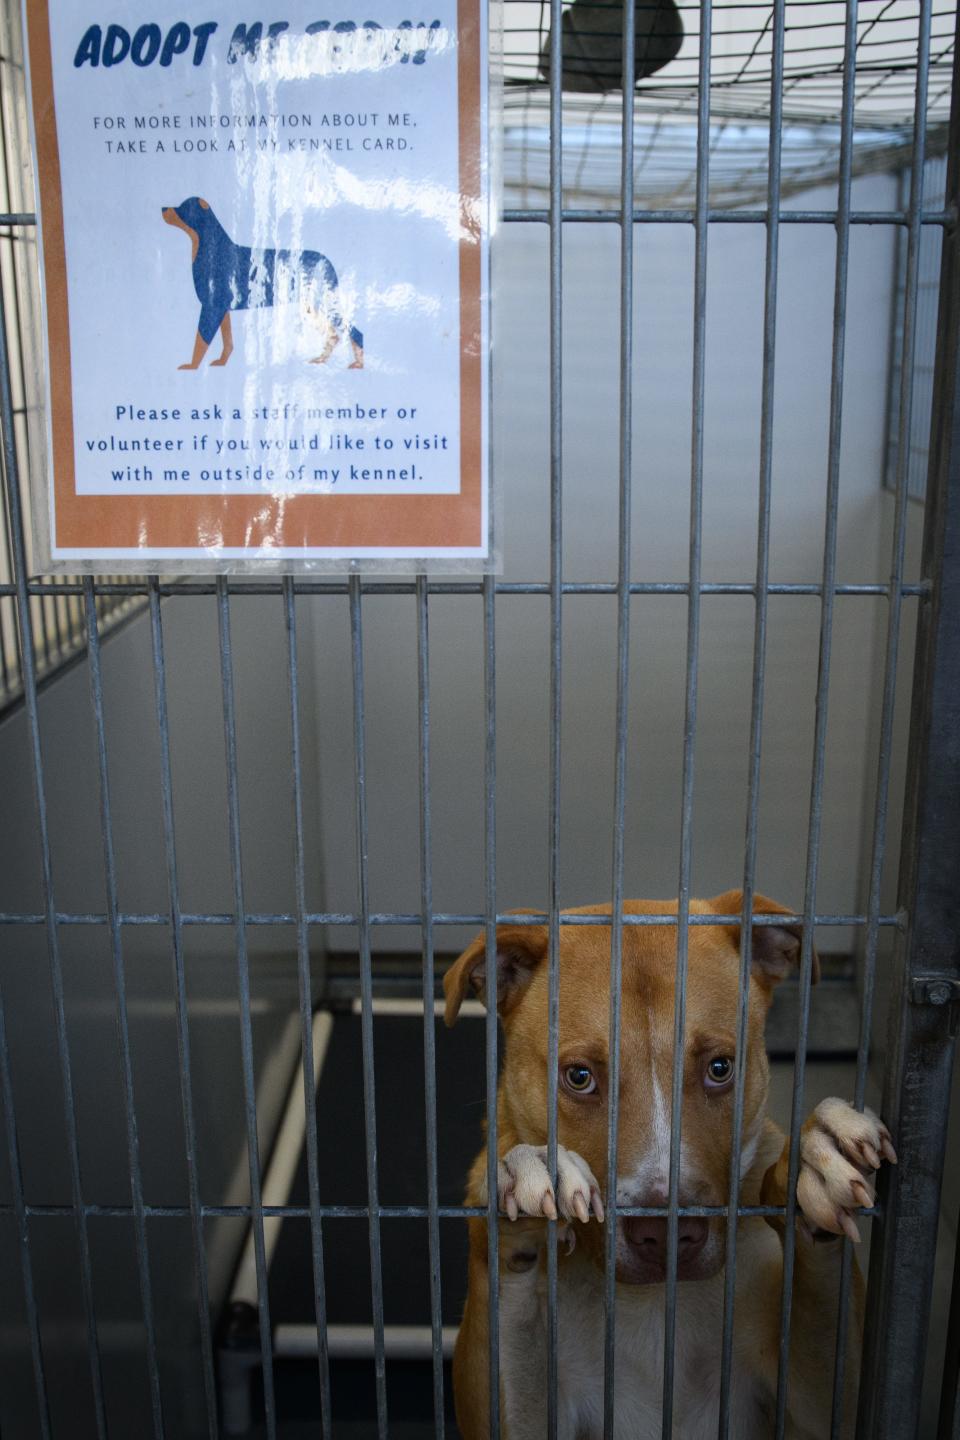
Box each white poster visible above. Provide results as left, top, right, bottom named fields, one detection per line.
left=24, top=0, right=489, bottom=567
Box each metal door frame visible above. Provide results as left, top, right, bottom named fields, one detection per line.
left=858, top=13, right=960, bottom=1435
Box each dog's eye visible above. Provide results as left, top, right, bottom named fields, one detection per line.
left=705, top=1056, right=734, bottom=1090
left=563, top=1064, right=597, bottom=1095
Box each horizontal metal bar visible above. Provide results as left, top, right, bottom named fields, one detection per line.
left=3, top=1202, right=878, bottom=1220
left=272, top=1323, right=458, bottom=1362
left=1, top=580, right=930, bottom=599
left=1, top=209, right=953, bottom=229
left=502, top=208, right=953, bottom=227
left=0, top=909, right=905, bottom=928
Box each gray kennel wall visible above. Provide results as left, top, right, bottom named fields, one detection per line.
left=0, top=595, right=324, bottom=1436
left=308, top=172, right=919, bottom=961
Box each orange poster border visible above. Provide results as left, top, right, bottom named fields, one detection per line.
left=25, top=0, right=485, bottom=557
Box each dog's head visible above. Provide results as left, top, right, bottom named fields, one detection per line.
left=161, top=197, right=215, bottom=233
left=444, top=892, right=817, bottom=1285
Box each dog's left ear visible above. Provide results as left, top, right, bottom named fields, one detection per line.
left=709, top=890, right=820, bottom=990
left=443, top=920, right=548, bottom=1026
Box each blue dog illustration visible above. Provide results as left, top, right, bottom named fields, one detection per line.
left=161, top=196, right=364, bottom=370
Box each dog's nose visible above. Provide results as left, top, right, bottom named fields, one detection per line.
left=623, top=1213, right=708, bottom=1265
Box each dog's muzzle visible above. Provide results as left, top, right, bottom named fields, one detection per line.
left=622, top=1214, right=708, bottom=1267
left=615, top=1185, right=717, bottom=1285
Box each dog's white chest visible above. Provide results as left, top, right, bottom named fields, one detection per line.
left=500, top=1261, right=773, bottom=1440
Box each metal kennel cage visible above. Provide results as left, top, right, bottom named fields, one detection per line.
left=1, top=0, right=960, bottom=1437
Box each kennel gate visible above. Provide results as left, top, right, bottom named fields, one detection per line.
left=1, top=0, right=960, bottom=1436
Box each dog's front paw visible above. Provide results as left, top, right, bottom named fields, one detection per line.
left=498, top=1143, right=604, bottom=1225
left=797, top=1098, right=897, bottom=1242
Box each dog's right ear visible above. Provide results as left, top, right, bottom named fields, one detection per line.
left=443, top=922, right=548, bottom=1026
left=709, top=889, right=820, bottom=990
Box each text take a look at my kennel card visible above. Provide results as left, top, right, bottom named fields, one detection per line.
left=23, top=0, right=490, bottom=570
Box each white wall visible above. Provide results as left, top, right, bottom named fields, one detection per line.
left=305, top=174, right=909, bottom=957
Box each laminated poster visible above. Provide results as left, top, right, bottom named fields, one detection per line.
left=23, top=0, right=490, bottom=568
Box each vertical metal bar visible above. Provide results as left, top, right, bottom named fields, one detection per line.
left=49, top=575, right=65, bottom=660
left=0, top=69, right=35, bottom=512
left=0, top=103, right=48, bottom=680
left=546, top=0, right=563, bottom=1423
left=36, top=588, right=52, bottom=668
left=716, top=0, right=785, bottom=1429
left=415, top=575, right=445, bottom=1439
left=347, top=574, right=388, bottom=1439
left=860, top=123, right=930, bottom=787
left=68, top=592, right=81, bottom=669
left=0, top=333, right=13, bottom=696
left=831, top=7, right=933, bottom=1434
left=662, top=0, right=710, bottom=1431
left=0, top=561, right=12, bottom=694
left=282, top=577, right=333, bottom=1439
left=0, top=462, right=17, bottom=697
left=0, top=619, right=12, bottom=701
left=82, top=576, right=164, bottom=1440
left=602, top=0, right=636, bottom=1429
left=883, top=170, right=909, bottom=495
left=216, top=576, right=277, bottom=1440
left=0, top=976, right=52, bottom=1438
left=0, top=259, right=108, bottom=1440
left=773, top=0, right=865, bottom=1428
left=604, top=832, right=626, bottom=1440
left=483, top=573, right=501, bottom=1440
left=938, top=1224, right=960, bottom=1440
left=147, top=580, right=219, bottom=1440
left=0, top=139, right=47, bottom=1434
left=858, top=4, right=960, bottom=1434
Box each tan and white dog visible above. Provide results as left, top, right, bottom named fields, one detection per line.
left=443, top=893, right=896, bottom=1440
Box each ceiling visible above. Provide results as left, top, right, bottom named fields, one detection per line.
left=499, top=0, right=955, bottom=207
